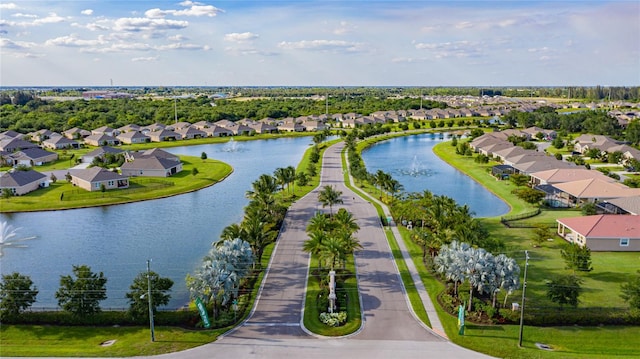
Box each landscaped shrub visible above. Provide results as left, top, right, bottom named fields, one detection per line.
left=319, top=311, right=347, bottom=327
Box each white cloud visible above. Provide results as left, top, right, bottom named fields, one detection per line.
left=415, top=40, right=484, bottom=59
left=81, top=9, right=94, bottom=16
left=224, top=32, right=258, bottom=42
left=333, top=21, right=357, bottom=35
left=225, top=46, right=277, bottom=56
left=113, top=17, right=189, bottom=32
left=145, top=4, right=222, bottom=18
left=155, top=42, right=210, bottom=51
left=455, top=21, right=473, bottom=29
left=0, top=3, right=18, bottom=10
left=278, top=39, right=365, bottom=53
left=168, top=34, right=187, bottom=41
left=45, top=34, right=107, bottom=47
left=12, top=13, right=38, bottom=18
left=33, top=13, right=66, bottom=25
left=132, top=56, right=158, bottom=62
left=0, top=37, right=36, bottom=49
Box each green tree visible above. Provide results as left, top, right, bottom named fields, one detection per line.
left=620, top=270, right=640, bottom=309
left=552, top=136, right=564, bottom=149
left=1, top=188, right=13, bottom=199
left=512, top=187, right=545, bottom=204
left=560, top=242, right=593, bottom=272
left=201, top=151, right=208, bottom=161
left=509, top=173, right=529, bottom=187
left=581, top=202, right=597, bottom=215
left=192, top=167, right=199, bottom=176
left=55, top=265, right=107, bottom=316
left=546, top=274, right=582, bottom=308
left=0, top=272, right=38, bottom=318
left=532, top=225, right=552, bottom=247
left=318, top=185, right=343, bottom=215
left=125, top=270, right=174, bottom=319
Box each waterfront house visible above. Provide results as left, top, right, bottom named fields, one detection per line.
left=121, top=157, right=183, bottom=177
left=148, top=129, right=182, bottom=142
left=0, top=169, right=48, bottom=195
left=117, top=131, right=150, bottom=144
left=70, top=167, right=129, bottom=191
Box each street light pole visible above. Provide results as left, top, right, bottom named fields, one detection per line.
left=147, top=259, right=155, bottom=342
left=518, top=250, right=529, bottom=347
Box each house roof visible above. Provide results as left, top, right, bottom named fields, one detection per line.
left=553, top=178, right=640, bottom=199
left=43, top=136, right=78, bottom=146
left=122, top=157, right=180, bottom=171
left=557, top=215, right=640, bottom=239
left=10, top=147, right=57, bottom=160
left=72, top=167, right=127, bottom=182
left=0, top=170, right=47, bottom=187
left=513, top=158, right=574, bottom=174
left=530, top=168, right=614, bottom=184
left=601, top=196, right=640, bottom=216
left=85, top=146, right=123, bottom=157
left=0, top=138, right=39, bottom=151
left=139, top=148, right=179, bottom=161
left=117, top=131, right=149, bottom=140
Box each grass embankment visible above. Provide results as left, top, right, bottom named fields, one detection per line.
left=1, top=156, right=232, bottom=212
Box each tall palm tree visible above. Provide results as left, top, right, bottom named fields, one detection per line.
left=242, top=212, right=275, bottom=268
left=303, top=230, right=329, bottom=269
left=307, top=212, right=333, bottom=233
left=219, top=223, right=244, bottom=243
left=246, top=174, right=278, bottom=199
left=318, top=185, right=343, bottom=216
left=273, top=167, right=288, bottom=193
left=333, top=208, right=360, bottom=234
left=285, top=166, right=296, bottom=195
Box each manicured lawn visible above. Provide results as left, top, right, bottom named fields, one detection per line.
left=0, top=325, right=223, bottom=357
left=1, top=156, right=232, bottom=212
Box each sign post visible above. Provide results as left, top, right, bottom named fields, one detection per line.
left=457, top=305, right=465, bottom=335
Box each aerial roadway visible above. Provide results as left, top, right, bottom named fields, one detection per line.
left=155, top=141, right=491, bottom=359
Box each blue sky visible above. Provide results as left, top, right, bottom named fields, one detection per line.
left=1, top=1, right=638, bottom=86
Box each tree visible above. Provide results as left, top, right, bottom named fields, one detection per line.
left=552, top=136, right=564, bottom=149
left=532, top=225, right=552, bottom=247
left=620, top=270, right=640, bottom=309
left=201, top=151, right=208, bottom=161
left=560, top=242, right=593, bottom=272
left=55, top=265, right=107, bottom=316
left=318, top=185, right=343, bottom=215
left=546, top=274, right=582, bottom=308
left=192, top=167, right=199, bottom=176
left=0, top=272, right=38, bottom=318
left=125, top=270, right=173, bottom=319
left=512, top=187, right=545, bottom=204
left=509, top=173, right=529, bottom=187
left=1, top=188, right=13, bottom=200
left=50, top=173, right=57, bottom=183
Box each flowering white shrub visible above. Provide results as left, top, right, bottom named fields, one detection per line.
left=319, top=311, right=347, bottom=326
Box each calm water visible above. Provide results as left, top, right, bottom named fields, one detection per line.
left=0, top=133, right=507, bottom=309
left=361, top=133, right=509, bottom=217
left=0, top=137, right=314, bottom=309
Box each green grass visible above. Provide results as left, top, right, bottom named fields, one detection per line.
left=0, top=325, right=224, bottom=357
left=1, top=156, right=232, bottom=212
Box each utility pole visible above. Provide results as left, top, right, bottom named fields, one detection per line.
left=147, top=259, right=155, bottom=342
left=518, top=250, right=529, bottom=347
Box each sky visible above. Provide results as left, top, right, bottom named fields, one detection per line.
left=0, top=0, right=638, bottom=87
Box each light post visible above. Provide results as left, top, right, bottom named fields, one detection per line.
left=518, top=250, right=529, bottom=348
left=146, top=259, right=155, bottom=342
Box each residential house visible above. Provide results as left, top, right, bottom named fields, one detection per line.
left=0, top=169, right=48, bottom=195
left=556, top=215, right=640, bottom=251
left=0, top=138, right=39, bottom=152
left=70, top=167, right=129, bottom=192
left=42, top=136, right=79, bottom=150
left=192, top=121, right=213, bottom=130
left=126, top=148, right=180, bottom=162
left=117, top=124, right=141, bottom=133
left=117, top=131, right=150, bottom=144
left=0, top=130, right=24, bottom=139
left=529, top=168, right=615, bottom=187
left=203, top=125, right=233, bottom=137
left=8, top=148, right=58, bottom=166
left=62, top=127, right=91, bottom=140
left=512, top=158, right=574, bottom=175
left=573, top=134, right=620, bottom=154
left=175, top=127, right=206, bottom=140
left=148, top=129, right=182, bottom=142
left=81, top=146, right=124, bottom=163
left=598, top=196, right=640, bottom=215
left=303, top=120, right=327, bottom=132
left=552, top=178, right=640, bottom=207
left=140, top=123, right=166, bottom=135
left=168, top=121, right=192, bottom=131
left=248, top=122, right=278, bottom=134
left=91, top=126, right=118, bottom=137
left=278, top=121, right=305, bottom=132
left=29, top=129, right=56, bottom=142
left=84, top=134, right=120, bottom=147
left=121, top=156, right=183, bottom=177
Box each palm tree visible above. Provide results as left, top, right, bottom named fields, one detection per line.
left=246, top=174, right=278, bottom=199
left=333, top=208, right=360, bottom=234
left=307, top=212, right=333, bottom=233
left=319, top=236, right=345, bottom=270
left=318, top=185, right=343, bottom=216
left=285, top=166, right=296, bottom=195
left=273, top=167, right=288, bottom=193
left=242, top=212, right=275, bottom=268
left=303, top=230, right=329, bottom=269
left=219, top=223, right=244, bottom=243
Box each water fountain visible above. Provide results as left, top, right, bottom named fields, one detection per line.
left=221, top=138, right=242, bottom=152
left=397, top=155, right=434, bottom=177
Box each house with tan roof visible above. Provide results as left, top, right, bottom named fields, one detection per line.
left=175, top=127, right=206, bottom=140
left=552, top=178, right=640, bottom=206
left=0, top=169, right=48, bottom=195
left=202, top=125, right=233, bottom=137
left=512, top=158, right=574, bottom=175
left=117, top=124, right=141, bottom=133
left=91, top=126, right=118, bottom=137
left=556, top=215, right=640, bottom=251
left=573, top=134, right=621, bottom=154
left=148, top=129, right=182, bottom=142
left=84, top=134, right=120, bottom=147
left=530, top=168, right=615, bottom=186
left=62, top=127, right=91, bottom=140
left=70, top=167, right=129, bottom=192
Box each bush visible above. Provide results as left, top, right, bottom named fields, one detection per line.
left=319, top=311, right=347, bottom=327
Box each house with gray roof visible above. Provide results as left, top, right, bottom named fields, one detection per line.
left=81, top=146, right=124, bottom=163
left=62, top=127, right=91, bottom=140
left=7, top=148, right=58, bottom=167
left=42, top=136, right=79, bottom=150
left=70, top=167, right=129, bottom=191
left=126, top=148, right=180, bottom=162
left=148, top=129, right=182, bottom=142
left=91, top=126, right=118, bottom=137
left=0, top=169, right=48, bottom=195
left=175, top=127, right=206, bottom=140
left=0, top=138, right=39, bottom=152
left=117, top=131, right=150, bottom=144
left=84, top=134, right=120, bottom=147
left=121, top=157, right=183, bottom=177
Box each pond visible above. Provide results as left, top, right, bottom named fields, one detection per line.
left=361, top=133, right=509, bottom=217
